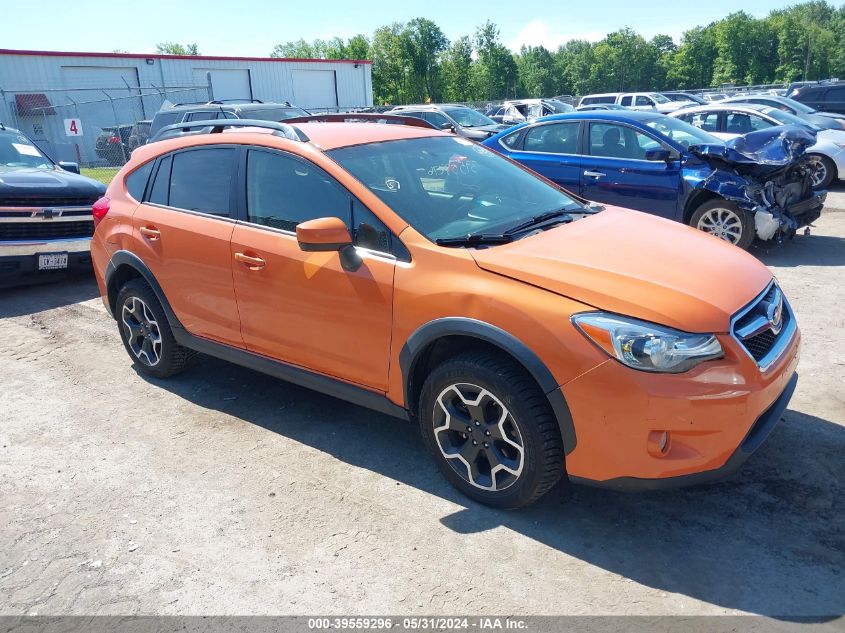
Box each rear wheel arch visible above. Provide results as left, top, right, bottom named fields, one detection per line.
left=399, top=318, right=577, bottom=455
left=105, top=251, right=182, bottom=330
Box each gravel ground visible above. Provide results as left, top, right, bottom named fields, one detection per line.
left=1, top=207, right=843, bottom=619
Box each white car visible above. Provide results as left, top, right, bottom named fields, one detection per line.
left=671, top=103, right=845, bottom=189
left=578, top=92, right=686, bottom=114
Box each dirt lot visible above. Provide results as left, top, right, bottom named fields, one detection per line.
left=1, top=206, right=843, bottom=619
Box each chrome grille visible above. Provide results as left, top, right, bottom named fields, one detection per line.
left=731, top=281, right=795, bottom=370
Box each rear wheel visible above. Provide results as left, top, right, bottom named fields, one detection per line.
left=807, top=154, right=836, bottom=189
left=690, top=200, right=754, bottom=250
left=115, top=279, right=194, bottom=378
left=418, top=351, right=564, bottom=508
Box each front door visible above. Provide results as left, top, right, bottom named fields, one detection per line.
left=580, top=122, right=681, bottom=220
left=230, top=148, right=396, bottom=391
left=132, top=146, right=243, bottom=347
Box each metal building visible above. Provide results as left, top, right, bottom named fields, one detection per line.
left=0, top=48, right=373, bottom=165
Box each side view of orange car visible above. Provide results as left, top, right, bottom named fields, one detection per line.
left=90, top=119, right=800, bottom=508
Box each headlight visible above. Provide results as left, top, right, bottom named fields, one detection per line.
left=572, top=313, right=723, bottom=373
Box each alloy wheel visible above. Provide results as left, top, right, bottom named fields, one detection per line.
left=808, top=157, right=828, bottom=188
left=432, top=383, right=524, bottom=491
left=696, top=207, right=743, bottom=245
left=121, top=296, right=163, bottom=367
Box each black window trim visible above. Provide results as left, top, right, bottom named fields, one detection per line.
left=142, top=144, right=241, bottom=222
left=124, top=158, right=156, bottom=203
left=239, top=145, right=410, bottom=262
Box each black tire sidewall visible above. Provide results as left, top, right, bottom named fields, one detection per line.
left=115, top=279, right=179, bottom=378
left=418, top=356, right=561, bottom=509
left=690, top=199, right=755, bottom=250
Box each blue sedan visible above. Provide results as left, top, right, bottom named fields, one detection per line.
left=481, top=111, right=824, bottom=249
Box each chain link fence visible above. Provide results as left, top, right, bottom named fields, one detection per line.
left=0, top=84, right=211, bottom=180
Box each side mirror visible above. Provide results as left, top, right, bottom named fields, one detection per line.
left=296, top=217, right=362, bottom=272
left=644, top=148, right=672, bottom=162
left=440, top=122, right=455, bottom=132
left=59, top=161, right=80, bottom=174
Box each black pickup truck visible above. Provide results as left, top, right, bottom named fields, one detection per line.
left=0, top=124, right=106, bottom=287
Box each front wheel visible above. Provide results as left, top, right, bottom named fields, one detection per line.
left=418, top=352, right=564, bottom=508
left=690, top=200, right=755, bottom=250
left=807, top=154, right=836, bottom=189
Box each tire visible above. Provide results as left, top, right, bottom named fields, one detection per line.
left=418, top=351, right=564, bottom=509
left=115, top=278, right=195, bottom=378
left=807, top=154, right=836, bottom=189
left=690, top=199, right=755, bottom=250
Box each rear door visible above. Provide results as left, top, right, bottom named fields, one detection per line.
left=580, top=121, right=681, bottom=219
left=506, top=120, right=581, bottom=192
left=132, top=146, right=243, bottom=347
left=229, top=147, right=396, bottom=390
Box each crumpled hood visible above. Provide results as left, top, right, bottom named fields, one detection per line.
left=689, top=125, right=816, bottom=177
left=470, top=207, right=772, bottom=333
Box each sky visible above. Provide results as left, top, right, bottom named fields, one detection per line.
left=2, top=0, right=804, bottom=56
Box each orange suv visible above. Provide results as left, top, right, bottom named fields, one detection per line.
left=91, top=119, right=800, bottom=508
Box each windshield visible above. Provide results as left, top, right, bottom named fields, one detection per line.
left=328, top=136, right=582, bottom=242
left=444, top=107, right=497, bottom=128
left=0, top=131, right=53, bottom=169
left=545, top=100, right=575, bottom=113
left=779, top=98, right=815, bottom=114
left=762, top=107, right=817, bottom=129
left=644, top=116, right=723, bottom=148
left=649, top=93, right=670, bottom=104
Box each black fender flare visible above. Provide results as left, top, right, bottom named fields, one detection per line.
left=399, top=317, right=577, bottom=455
left=105, top=250, right=184, bottom=331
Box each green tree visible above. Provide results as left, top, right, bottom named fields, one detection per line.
left=156, top=42, right=199, bottom=56
left=515, top=45, right=555, bottom=97
left=473, top=21, right=517, bottom=100
left=346, top=34, right=371, bottom=60
left=370, top=23, right=410, bottom=104
left=405, top=18, right=449, bottom=102
left=666, top=25, right=717, bottom=88
left=712, top=12, right=777, bottom=85
left=270, top=39, right=317, bottom=58
left=440, top=36, right=474, bottom=101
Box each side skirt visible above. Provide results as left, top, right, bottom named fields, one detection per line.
left=172, top=328, right=410, bottom=422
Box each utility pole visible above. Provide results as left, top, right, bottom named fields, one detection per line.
left=804, top=30, right=813, bottom=81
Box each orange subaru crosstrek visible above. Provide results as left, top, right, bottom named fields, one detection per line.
left=90, top=119, right=800, bottom=508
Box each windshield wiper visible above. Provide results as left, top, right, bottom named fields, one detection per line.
left=435, top=233, right=514, bottom=247
left=503, top=207, right=578, bottom=236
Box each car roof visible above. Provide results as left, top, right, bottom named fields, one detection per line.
left=298, top=122, right=446, bottom=149
left=538, top=110, right=665, bottom=123
left=674, top=103, right=770, bottom=114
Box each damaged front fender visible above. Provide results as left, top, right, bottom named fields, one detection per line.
left=689, top=125, right=825, bottom=242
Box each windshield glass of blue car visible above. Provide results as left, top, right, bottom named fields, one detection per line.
left=444, top=107, right=497, bottom=128
left=329, top=136, right=587, bottom=245
left=0, top=131, right=53, bottom=169
left=645, top=116, right=724, bottom=149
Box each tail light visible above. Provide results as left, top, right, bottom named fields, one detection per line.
left=108, top=136, right=120, bottom=144
left=92, top=197, right=111, bottom=228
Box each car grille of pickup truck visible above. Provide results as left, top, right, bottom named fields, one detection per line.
left=0, top=220, right=95, bottom=241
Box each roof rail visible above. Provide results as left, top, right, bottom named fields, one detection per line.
left=282, top=113, right=437, bottom=129
left=150, top=119, right=308, bottom=143
left=208, top=99, right=265, bottom=104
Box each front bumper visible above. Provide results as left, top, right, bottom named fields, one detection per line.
left=561, top=323, right=801, bottom=486
left=0, top=238, right=92, bottom=287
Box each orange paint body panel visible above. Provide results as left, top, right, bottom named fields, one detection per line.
left=91, top=121, right=801, bottom=491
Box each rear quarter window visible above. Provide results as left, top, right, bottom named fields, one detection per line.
left=125, top=161, right=154, bottom=202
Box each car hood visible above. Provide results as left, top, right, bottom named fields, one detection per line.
left=688, top=124, right=816, bottom=177
left=0, top=166, right=105, bottom=199
left=463, top=124, right=507, bottom=138
left=470, top=207, right=771, bottom=333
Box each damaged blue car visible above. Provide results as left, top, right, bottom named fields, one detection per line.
left=483, top=110, right=825, bottom=249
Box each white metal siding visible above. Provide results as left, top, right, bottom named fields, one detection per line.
left=291, top=69, right=337, bottom=109
left=192, top=68, right=252, bottom=101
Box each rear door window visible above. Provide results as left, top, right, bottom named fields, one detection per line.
left=682, top=111, right=720, bottom=132
left=620, top=95, right=633, bottom=106
left=635, top=95, right=653, bottom=107
left=725, top=112, right=773, bottom=134
left=167, top=148, right=236, bottom=216
left=522, top=122, right=580, bottom=154
left=186, top=111, right=221, bottom=122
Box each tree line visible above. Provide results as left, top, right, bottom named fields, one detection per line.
left=269, top=1, right=845, bottom=105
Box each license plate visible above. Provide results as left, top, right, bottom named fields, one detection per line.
left=38, top=253, right=68, bottom=270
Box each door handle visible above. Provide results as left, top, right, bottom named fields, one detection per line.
left=139, top=226, right=161, bottom=240
left=234, top=252, right=266, bottom=270
left=583, top=170, right=606, bottom=179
